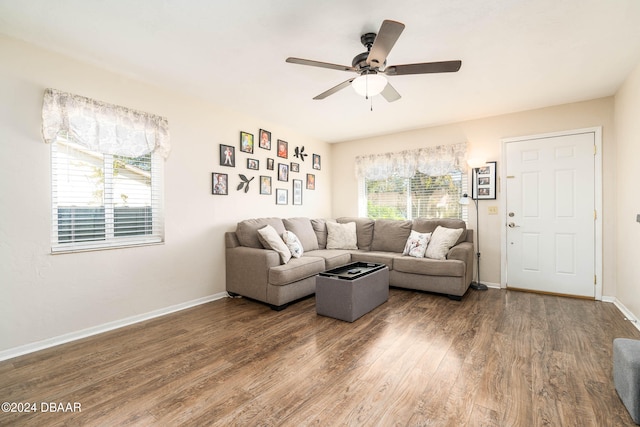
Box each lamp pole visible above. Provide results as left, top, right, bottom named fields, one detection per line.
left=469, top=177, right=488, bottom=290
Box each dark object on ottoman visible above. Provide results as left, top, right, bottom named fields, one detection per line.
left=316, top=262, right=389, bottom=322
left=613, top=338, right=640, bottom=424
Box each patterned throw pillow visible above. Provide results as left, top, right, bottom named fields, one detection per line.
left=424, top=226, right=464, bottom=260
left=326, top=221, right=358, bottom=250
left=402, top=230, right=431, bottom=258
left=282, top=231, right=304, bottom=258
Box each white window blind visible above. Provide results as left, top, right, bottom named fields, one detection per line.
left=43, top=89, right=168, bottom=253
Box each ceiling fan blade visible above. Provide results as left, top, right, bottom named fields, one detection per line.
left=313, top=78, right=355, bottom=100
left=286, top=57, right=355, bottom=72
left=366, top=20, right=405, bottom=68
left=384, top=60, right=462, bottom=76
left=380, top=82, right=401, bottom=102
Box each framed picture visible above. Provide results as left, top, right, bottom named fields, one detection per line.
left=472, top=161, right=497, bottom=200
left=259, top=129, right=271, bottom=150
left=240, top=131, right=254, bottom=154
left=247, top=158, right=259, bottom=170
left=290, top=162, right=299, bottom=173
left=306, top=173, right=315, bottom=190
left=212, top=172, right=228, bottom=195
left=266, top=158, right=274, bottom=170
left=220, top=144, right=235, bottom=167
left=293, top=179, right=302, bottom=205
left=278, top=163, right=289, bottom=182
left=276, top=188, right=288, bottom=205
left=277, top=139, right=288, bottom=159
left=312, top=154, right=321, bottom=170
left=260, top=176, right=272, bottom=195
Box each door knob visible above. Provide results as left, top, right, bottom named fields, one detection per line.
left=508, top=222, right=520, bottom=228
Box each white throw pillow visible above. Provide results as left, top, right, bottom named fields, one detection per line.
left=403, top=230, right=431, bottom=258
left=257, top=225, right=292, bottom=264
left=424, top=226, right=464, bottom=260
left=326, top=221, right=358, bottom=250
left=282, top=231, right=304, bottom=258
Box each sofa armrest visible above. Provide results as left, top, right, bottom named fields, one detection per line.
left=226, top=246, right=280, bottom=301
left=447, top=241, right=474, bottom=286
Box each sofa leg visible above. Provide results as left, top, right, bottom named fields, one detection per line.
left=269, top=303, right=290, bottom=311
left=447, top=294, right=462, bottom=301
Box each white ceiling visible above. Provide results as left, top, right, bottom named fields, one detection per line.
left=1, top=0, right=640, bottom=143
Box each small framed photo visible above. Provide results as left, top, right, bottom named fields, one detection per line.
left=290, top=162, right=299, bottom=173
left=247, top=158, right=259, bottom=170
left=276, top=188, right=288, bottom=205
left=306, top=173, right=315, bottom=190
left=277, top=139, right=288, bottom=159
left=293, top=179, right=303, bottom=205
left=472, top=161, right=497, bottom=200
left=260, top=176, right=272, bottom=195
left=312, top=154, right=321, bottom=170
left=259, top=129, right=271, bottom=150
left=278, top=163, right=289, bottom=182
left=220, top=144, right=235, bottom=167
left=212, top=172, right=228, bottom=195
left=240, top=131, right=254, bottom=154
left=266, top=158, right=274, bottom=170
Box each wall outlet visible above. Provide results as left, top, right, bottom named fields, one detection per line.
left=488, top=206, right=498, bottom=215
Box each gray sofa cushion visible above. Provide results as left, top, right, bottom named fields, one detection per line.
left=284, top=217, right=319, bottom=251
left=336, top=217, right=375, bottom=251
left=236, top=218, right=286, bottom=249
left=371, top=219, right=412, bottom=253
left=394, top=256, right=465, bottom=277
left=350, top=250, right=404, bottom=270
left=311, top=218, right=329, bottom=249
left=269, top=256, right=325, bottom=286
left=413, top=218, right=468, bottom=246
left=305, top=249, right=352, bottom=270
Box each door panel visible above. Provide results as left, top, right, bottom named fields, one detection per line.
left=505, top=132, right=595, bottom=297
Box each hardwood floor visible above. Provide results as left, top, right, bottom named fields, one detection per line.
left=2, top=288, right=640, bottom=426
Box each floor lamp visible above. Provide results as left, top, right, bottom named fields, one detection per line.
left=459, top=165, right=488, bottom=291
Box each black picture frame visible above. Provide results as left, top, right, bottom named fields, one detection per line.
left=306, top=173, right=315, bottom=190
left=278, top=163, right=289, bottom=182
left=260, top=176, right=272, bottom=195
left=313, top=154, right=321, bottom=170
left=247, top=158, right=259, bottom=170
left=276, top=188, right=288, bottom=205
left=266, top=158, right=274, bottom=170
left=472, top=161, right=497, bottom=200
left=290, top=162, right=299, bottom=173
left=293, top=179, right=302, bottom=205
left=259, top=129, right=271, bottom=150
left=240, top=131, right=254, bottom=154
left=220, top=144, right=235, bottom=167
left=277, top=139, right=288, bottom=159
left=212, top=172, right=228, bottom=195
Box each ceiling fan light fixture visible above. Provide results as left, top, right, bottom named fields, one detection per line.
left=352, top=73, right=387, bottom=97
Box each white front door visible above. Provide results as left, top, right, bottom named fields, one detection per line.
left=504, top=131, right=596, bottom=297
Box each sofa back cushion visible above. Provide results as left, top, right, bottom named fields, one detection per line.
left=311, top=219, right=330, bottom=249
left=236, top=218, right=286, bottom=249
left=371, top=219, right=413, bottom=253
left=336, top=217, right=375, bottom=251
left=283, top=217, right=319, bottom=251
left=413, top=218, right=467, bottom=246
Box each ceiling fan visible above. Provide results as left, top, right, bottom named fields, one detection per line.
left=286, top=20, right=461, bottom=102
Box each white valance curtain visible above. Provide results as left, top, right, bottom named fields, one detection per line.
left=354, top=142, right=467, bottom=180
left=41, top=88, right=171, bottom=159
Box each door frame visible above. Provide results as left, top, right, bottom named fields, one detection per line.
left=500, top=127, right=603, bottom=300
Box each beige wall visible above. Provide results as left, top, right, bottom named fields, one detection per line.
left=331, top=98, right=615, bottom=293
left=0, top=36, right=332, bottom=354
left=614, top=61, right=640, bottom=317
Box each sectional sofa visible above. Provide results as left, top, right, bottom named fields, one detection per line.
left=225, top=217, right=475, bottom=310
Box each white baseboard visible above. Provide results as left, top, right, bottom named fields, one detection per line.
left=0, top=292, right=228, bottom=362
left=608, top=296, right=640, bottom=333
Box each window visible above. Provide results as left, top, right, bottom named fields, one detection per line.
left=355, top=143, right=468, bottom=221
left=51, top=137, right=163, bottom=252
left=42, top=89, right=169, bottom=253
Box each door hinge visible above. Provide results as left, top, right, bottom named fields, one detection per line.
left=594, top=210, right=597, bottom=220
left=594, top=145, right=597, bottom=155
left=594, top=275, right=597, bottom=285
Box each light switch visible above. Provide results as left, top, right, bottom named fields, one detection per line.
left=488, top=206, right=498, bottom=215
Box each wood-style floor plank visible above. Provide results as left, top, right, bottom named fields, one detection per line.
left=1, top=288, right=640, bottom=426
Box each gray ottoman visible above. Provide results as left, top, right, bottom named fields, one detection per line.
left=614, top=338, right=640, bottom=424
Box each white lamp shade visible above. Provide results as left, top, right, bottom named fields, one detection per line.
left=467, top=158, right=486, bottom=169
left=352, top=74, right=387, bottom=97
